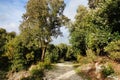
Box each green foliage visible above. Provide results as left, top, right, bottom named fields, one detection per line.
left=86, top=49, right=97, bottom=61
left=5, top=37, right=25, bottom=71
left=23, top=65, right=44, bottom=80
left=0, top=28, right=16, bottom=56
left=105, top=40, right=120, bottom=61
left=30, top=69, right=43, bottom=80
left=5, top=33, right=47, bottom=71
left=102, top=65, right=114, bottom=77
left=86, top=29, right=112, bottom=56
left=89, top=0, right=120, bottom=33
left=0, top=28, right=7, bottom=55
left=26, top=52, right=34, bottom=62
left=69, top=0, right=120, bottom=57
left=0, top=28, right=16, bottom=71
left=76, top=55, right=83, bottom=63
left=46, top=44, right=59, bottom=62
left=11, top=53, right=26, bottom=72
left=88, top=0, right=105, bottom=9
left=0, top=56, right=10, bottom=71
left=26, top=61, right=51, bottom=80
left=66, top=46, right=76, bottom=60
left=70, top=30, right=86, bottom=55
left=57, top=43, right=68, bottom=60
left=46, top=44, right=76, bottom=62
left=100, top=0, right=120, bottom=33
left=20, top=0, right=68, bottom=61
left=69, top=6, right=88, bottom=56
left=21, top=60, right=51, bottom=80
left=30, top=63, right=44, bottom=78
left=44, top=58, right=51, bottom=69
left=0, top=71, right=7, bottom=80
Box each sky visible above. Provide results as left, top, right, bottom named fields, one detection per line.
left=0, top=0, right=88, bottom=44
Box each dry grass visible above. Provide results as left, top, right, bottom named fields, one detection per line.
left=75, top=56, right=120, bottom=80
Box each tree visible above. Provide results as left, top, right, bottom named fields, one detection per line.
left=20, top=0, right=68, bottom=61
left=0, top=28, right=16, bottom=56
left=69, top=6, right=88, bottom=56
left=88, top=0, right=105, bottom=9
left=69, top=2, right=118, bottom=56
left=6, top=36, right=27, bottom=71
left=89, top=0, right=120, bottom=33
left=57, top=43, right=68, bottom=60
left=87, top=0, right=120, bottom=53
left=101, top=0, right=120, bottom=33
left=0, top=28, right=16, bottom=71
left=0, top=28, right=7, bottom=55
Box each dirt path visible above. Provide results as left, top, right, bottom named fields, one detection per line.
left=44, top=62, right=83, bottom=80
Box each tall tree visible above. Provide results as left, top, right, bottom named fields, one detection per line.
left=0, top=28, right=16, bottom=56
left=20, top=0, right=68, bottom=61
left=88, top=0, right=105, bottom=9
left=0, top=28, right=7, bottom=55
left=69, top=6, right=88, bottom=56
left=102, top=0, right=120, bottom=33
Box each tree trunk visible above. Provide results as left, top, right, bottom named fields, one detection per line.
left=41, top=47, right=46, bottom=62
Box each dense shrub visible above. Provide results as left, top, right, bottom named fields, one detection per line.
left=21, top=67, right=43, bottom=80
left=101, top=65, right=114, bottom=77
left=44, top=58, right=51, bottom=69
left=105, top=40, right=120, bottom=61
left=6, top=37, right=27, bottom=72
left=6, top=35, right=43, bottom=71
left=22, top=61, right=51, bottom=80
left=30, top=68, right=44, bottom=79
left=58, top=43, right=68, bottom=59
left=11, top=53, right=26, bottom=72
left=66, top=46, right=76, bottom=61
left=0, top=56, right=10, bottom=71
left=46, top=44, right=76, bottom=62
left=46, top=44, right=59, bottom=63
left=86, top=49, right=97, bottom=61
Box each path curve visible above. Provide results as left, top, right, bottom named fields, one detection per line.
left=44, top=62, right=83, bottom=80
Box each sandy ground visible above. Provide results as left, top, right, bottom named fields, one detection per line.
left=44, top=62, right=83, bottom=80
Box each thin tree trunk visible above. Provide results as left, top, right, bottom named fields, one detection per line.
left=41, top=47, right=46, bottom=61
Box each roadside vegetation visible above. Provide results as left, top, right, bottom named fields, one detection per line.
left=0, top=0, right=120, bottom=80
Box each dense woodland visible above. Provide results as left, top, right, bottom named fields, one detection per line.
left=0, top=0, right=120, bottom=80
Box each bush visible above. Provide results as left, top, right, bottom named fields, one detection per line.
left=11, top=53, right=26, bottom=72
left=77, top=56, right=93, bottom=64
left=105, top=40, right=120, bottom=61
left=0, top=56, right=10, bottom=71
left=28, top=62, right=45, bottom=80
left=66, top=46, right=76, bottom=61
left=76, top=49, right=97, bottom=64
left=27, top=61, right=51, bottom=80
left=58, top=43, right=68, bottom=59
left=30, top=68, right=44, bottom=78
left=86, top=49, right=97, bottom=61
left=46, top=44, right=59, bottom=63
left=76, top=55, right=82, bottom=63
left=26, top=52, right=34, bottom=62
left=101, top=65, right=114, bottom=77
left=21, top=71, right=43, bottom=80
left=44, top=58, right=51, bottom=69
left=45, top=51, right=59, bottom=63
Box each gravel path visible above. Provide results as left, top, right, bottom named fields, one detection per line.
left=44, top=62, right=83, bottom=80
